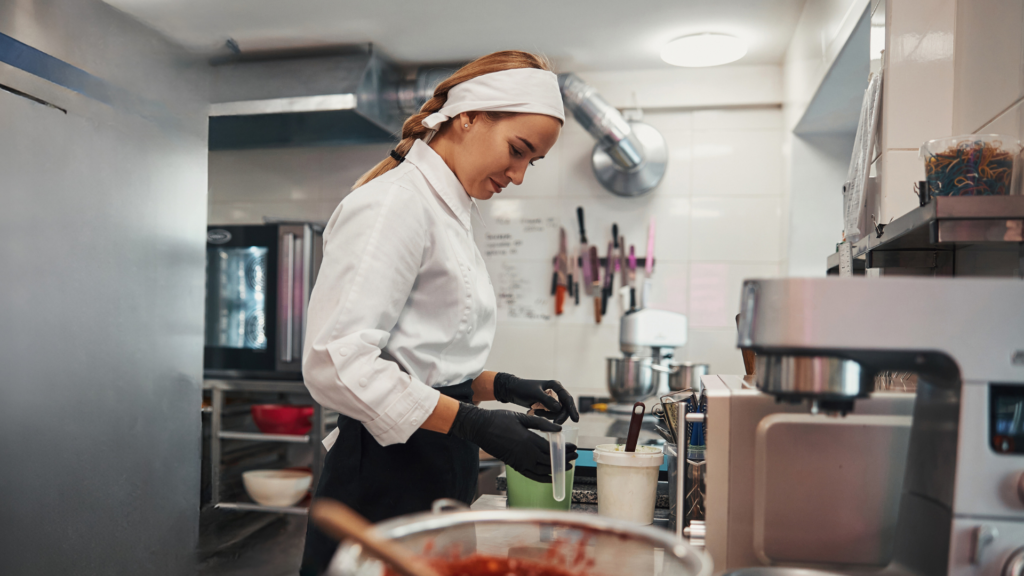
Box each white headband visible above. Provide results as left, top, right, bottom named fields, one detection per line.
left=421, top=68, right=565, bottom=143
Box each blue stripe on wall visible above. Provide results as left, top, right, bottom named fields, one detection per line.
left=0, top=30, right=181, bottom=130
left=0, top=31, right=116, bottom=106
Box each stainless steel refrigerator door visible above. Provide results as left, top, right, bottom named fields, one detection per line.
left=0, top=6, right=207, bottom=574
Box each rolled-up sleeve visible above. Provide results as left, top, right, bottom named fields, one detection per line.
left=302, top=180, right=441, bottom=447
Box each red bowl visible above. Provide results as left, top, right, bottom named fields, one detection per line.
left=251, top=404, right=314, bottom=435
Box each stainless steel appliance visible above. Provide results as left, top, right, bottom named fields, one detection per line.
left=699, top=374, right=914, bottom=571
left=607, top=308, right=688, bottom=403
left=731, top=277, right=1024, bottom=576
left=204, top=223, right=323, bottom=378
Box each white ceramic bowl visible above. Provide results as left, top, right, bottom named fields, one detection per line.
left=242, top=469, right=312, bottom=507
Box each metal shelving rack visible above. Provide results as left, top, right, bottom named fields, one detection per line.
left=827, top=195, right=1024, bottom=275
left=205, top=378, right=328, bottom=515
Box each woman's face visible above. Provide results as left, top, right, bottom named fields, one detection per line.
left=440, top=112, right=562, bottom=201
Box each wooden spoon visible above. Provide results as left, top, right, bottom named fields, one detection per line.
left=310, top=499, right=444, bottom=576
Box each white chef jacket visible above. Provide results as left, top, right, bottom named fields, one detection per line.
left=303, top=139, right=497, bottom=450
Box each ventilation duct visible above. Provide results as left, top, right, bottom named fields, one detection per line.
left=558, top=73, right=667, bottom=196
left=208, top=48, right=450, bottom=150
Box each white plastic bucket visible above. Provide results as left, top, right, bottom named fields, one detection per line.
left=594, top=444, right=664, bottom=525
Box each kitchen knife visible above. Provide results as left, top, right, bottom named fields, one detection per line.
left=642, top=218, right=655, bottom=308
left=577, top=207, right=593, bottom=295
left=555, top=227, right=568, bottom=315
left=628, top=245, right=637, bottom=311
left=589, top=245, right=601, bottom=322
left=602, top=240, right=614, bottom=316
left=645, top=217, right=656, bottom=277
left=619, top=235, right=628, bottom=288
left=567, top=246, right=575, bottom=299
left=628, top=245, right=637, bottom=284
left=612, top=223, right=620, bottom=277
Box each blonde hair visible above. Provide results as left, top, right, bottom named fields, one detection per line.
left=353, top=50, right=554, bottom=189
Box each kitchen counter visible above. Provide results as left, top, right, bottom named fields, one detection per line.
left=472, top=494, right=672, bottom=528
left=495, top=472, right=671, bottom=509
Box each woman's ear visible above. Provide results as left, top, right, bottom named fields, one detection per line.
left=462, top=111, right=482, bottom=128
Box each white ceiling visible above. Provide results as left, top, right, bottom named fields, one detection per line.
left=105, top=0, right=806, bottom=72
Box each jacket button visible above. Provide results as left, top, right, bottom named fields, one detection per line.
left=359, top=377, right=368, bottom=388
left=411, top=417, right=420, bottom=425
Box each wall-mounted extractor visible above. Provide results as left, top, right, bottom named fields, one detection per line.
left=208, top=52, right=667, bottom=198
left=558, top=73, right=667, bottom=197
left=207, top=46, right=451, bottom=150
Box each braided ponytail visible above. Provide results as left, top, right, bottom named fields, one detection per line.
left=352, top=50, right=553, bottom=189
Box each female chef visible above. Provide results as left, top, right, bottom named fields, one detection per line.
left=300, top=50, right=580, bottom=575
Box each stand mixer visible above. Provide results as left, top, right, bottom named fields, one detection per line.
left=734, top=277, right=1024, bottom=576
left=606, top=308, right=688, bottom=409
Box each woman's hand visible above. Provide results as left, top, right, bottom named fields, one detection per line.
left=493, top=373, right=580, bottom=425
left=447, top=403, right=577, bottom=483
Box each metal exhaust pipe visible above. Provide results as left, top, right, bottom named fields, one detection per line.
left=558, top=73, right=667, bottom=197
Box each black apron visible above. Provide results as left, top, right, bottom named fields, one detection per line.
left=300, top=382, right=479, bottom=576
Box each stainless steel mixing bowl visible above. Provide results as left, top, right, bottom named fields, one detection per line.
left=606, top=356, right=659, bottom=403
left=327, top=503, right=711, bottom=576
left=668, top=362, right=709, bottom=392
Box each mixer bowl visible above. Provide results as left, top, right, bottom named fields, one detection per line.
left=668, top=362, right=709, bottom=392
left=607, top=356, right=660, bottom=403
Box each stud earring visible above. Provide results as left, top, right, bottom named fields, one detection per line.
left=464, top=123, right=469, bottom=128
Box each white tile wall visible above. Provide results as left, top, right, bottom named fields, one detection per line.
left=881, top=0, right=957, bottom=151
left=952, top=0, right=1024, bottom=134
left=878, top=149, right=924, bottom=223
left=208, top=103, right=785, bottom=399
left=690, top=197, right=783, bottom=261
left=876, top=0, right=956, bottom=223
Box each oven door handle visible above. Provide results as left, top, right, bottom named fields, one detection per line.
left=282, top=232, right=296, bottom=363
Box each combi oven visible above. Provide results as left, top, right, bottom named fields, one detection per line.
left=204, top=223, right=323, bottom=379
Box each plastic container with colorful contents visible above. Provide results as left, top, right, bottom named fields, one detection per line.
left=921, top=134, right=1021, bottom=197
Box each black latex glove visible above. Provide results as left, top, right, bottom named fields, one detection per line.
left=493, top=373, right=580, bottom=425
left=448, top=403, right=578, bottom=483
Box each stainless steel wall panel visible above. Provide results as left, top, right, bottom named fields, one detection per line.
left=0, top=1, right=208, bottom=574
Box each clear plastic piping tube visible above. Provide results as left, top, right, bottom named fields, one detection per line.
left=548, top=431, right=566, bottom=502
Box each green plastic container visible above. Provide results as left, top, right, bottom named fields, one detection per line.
left=506, top=465, right=575, bottom=511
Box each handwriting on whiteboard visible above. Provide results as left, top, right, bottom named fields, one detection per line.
left=491, top=261, right=551, bottom=321
left=482, top=216, right=559, bottom=258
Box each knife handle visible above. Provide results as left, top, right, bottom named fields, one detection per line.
left=593, top=295, right=602, bottom=323
left=575, top=282, right=580, bottom=305
left=625, top=402, right=645, bottom=452
left=550, top=271, right=558, bottom=296
left=555, top=285, right=566, bottom=315
left=576, top=207, right=587, bottom=244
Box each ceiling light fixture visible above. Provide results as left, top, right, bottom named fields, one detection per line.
left=661, top=33, right=748, bottom=67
